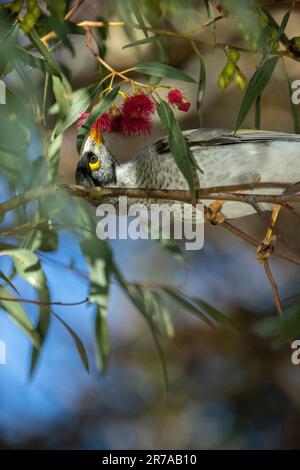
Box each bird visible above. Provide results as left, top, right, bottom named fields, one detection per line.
left=75, top=127, right=300, bottom=221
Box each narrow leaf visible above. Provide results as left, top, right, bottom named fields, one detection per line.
left=28, top=28, right=62, bottom=77
left=0, top=271, right=19, bottom=294
left=95, top=305, right=110, bottom=372
left=157, top=100, right=196, bottom=197
left=235, top=56, right=279, bottom=131
left=15, top=48, right=55, bottom=75
left=255, top=94, right=261, bottom=130
left=53, top=311, right=89, bottom=372
left=123, top=36, right=157, bottom=49
left=133, top=62, right=196, bottom=83
left=76, top=86, right=120, bottom=151
left=127, top=0, right=149, bottom=38
left=0, top=286, right=40, bottom=347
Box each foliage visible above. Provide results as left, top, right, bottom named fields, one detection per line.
left=0, top=0, right=299, bottom=378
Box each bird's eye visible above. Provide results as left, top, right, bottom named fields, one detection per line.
left=88, top=154, right=101, bottom=171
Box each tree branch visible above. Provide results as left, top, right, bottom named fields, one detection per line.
left=1, top=183, right=300, bottom=267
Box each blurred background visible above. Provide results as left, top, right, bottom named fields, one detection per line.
left=1, top=0, right=300, bottom=450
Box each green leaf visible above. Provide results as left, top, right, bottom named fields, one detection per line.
left=163, top=288, right=214, bottom=327
left=164, top=288, right=238, bottom=332
left=28, top=28, right=62, bottom=77
left=127, top=0, right=149, bottom=38
left=196, top=56, right=206, bottom=111
left=255, top=94, right=261, bottom=130
left=123, top=36, right=157, bottom=49
left=235, top=56, right=279, bottom=131
left=133, top=62, right=196, bottom=82
left=15, top=48, right=55, bottom=75
left=152, top=291, right=175, bottom=338
left=192, top=298, right=238, bottom=332
left=5, top=248, right=51, bottom=375
left=204, top=0, right=216, bottom=39
left=46, top=7, right=75, bottom=56
left=82, top=86, right=120, bottom=130
left=53, top=83, right=99, bottom=137
left=52, top=75, right=72, bottom=117
left=260, top=6, right=290, bottom=48
left=53, top=311, right=89, bottom=372
left=47, top=134, right=63, bottom=182
left=0, top=22, right=18, bottom=77
left=113, top=266, right=168, bottom=391
left=0, top=271, right=19, bottom=294
left=76, top=202, right=113, bottom=372
left=157, top=100, right=197, bottom=197
left=95, top=305, right=110, bottom=372
left=156, top=238, right=185, bottom=263
left=254, top=303, right=300, bottom=347
left=0, top=286, right=40, bottom=347
left=76, top=86, right=120, bottom=152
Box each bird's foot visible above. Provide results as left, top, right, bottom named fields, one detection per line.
left=256, top=204, right=282, bottom=263
left=256, top=234, right=278, bottom=263
left=205, top=201, right=226, bottom=225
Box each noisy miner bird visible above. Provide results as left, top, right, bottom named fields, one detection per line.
left=75, top=127, right=300, bottom=221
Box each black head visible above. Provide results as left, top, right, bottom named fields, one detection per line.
left=75, top=136, right=118, bottom=187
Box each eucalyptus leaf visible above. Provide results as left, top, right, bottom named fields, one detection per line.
left=127, top=0, right=149, bottom=38
left=0, top=286, right=40, bottom=347
left=235, top=56, right=279, bottom=131
left=5, top=248, right=51, bottom=375
left=53, top=311, right=89, bottom=372
left=53, top=83, right=99, bottom=137
left=113, top=265, right=168, bottom=391
left=76, top=86, right=120, bottom=152
left=28, top=28, right=62, bottom=77
left=15, top=48, right=55, bottom=75
left=123, top=36, right=157, bottom=49
left=157, top=100, right=197, bottom=197
left=0, top=270, right=19, bottom=294
left=76, top=202, right=113, bottom=372
left=133, top=62, right=196, bottom=83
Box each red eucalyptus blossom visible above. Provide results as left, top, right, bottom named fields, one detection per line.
left=122, top=93, right=156, bottom=118
left=167, top=88, right=191, bottom=112
left=77, top=91, right=156, bottom=139
left=95, top=113, right=114, bottom=132
left=121, top=115, right=152, bottom=137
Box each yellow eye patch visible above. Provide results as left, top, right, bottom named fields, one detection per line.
left=89, top=160, right=101, bottom=171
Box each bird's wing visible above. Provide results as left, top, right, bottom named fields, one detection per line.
left=153, top=128, right=300, bottom=155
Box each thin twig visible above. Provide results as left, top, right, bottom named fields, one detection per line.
left=0, top=296, right=89, bottom=307
left=263, top=260, right=284, bottom=316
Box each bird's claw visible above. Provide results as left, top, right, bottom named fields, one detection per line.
left=256, top=234, right=278, bottom=263
left=205, top=203, right=226, bottom=225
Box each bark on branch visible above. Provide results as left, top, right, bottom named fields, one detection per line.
left=0, top=182, right=299, bottom=217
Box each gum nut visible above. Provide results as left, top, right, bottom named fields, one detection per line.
left=217, top=74, right=227, bottom=91
left=224, top=62, right=236, bottom=79
left=228, top=49, right=240, bottom=63
left=236, top=73, right=247, bottom=91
